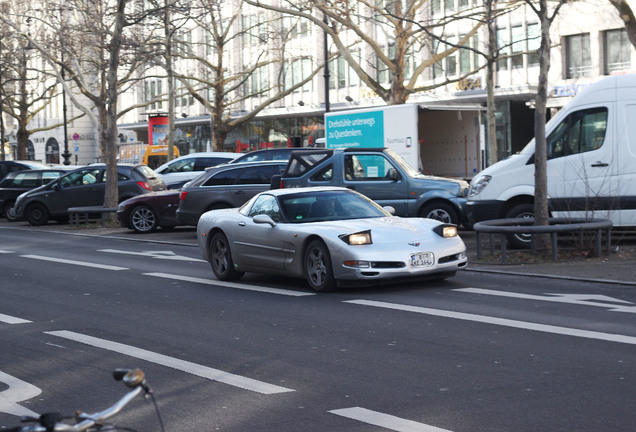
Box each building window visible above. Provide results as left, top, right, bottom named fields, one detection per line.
left=377, top=43, right=395, bottom=83
left=604, top=29, right=631, bottom=74
left=496, top=28, right=509, bottom=71
left=566, top=33, right=591, bottom=78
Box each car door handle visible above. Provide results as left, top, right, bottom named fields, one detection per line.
left=591, top=162, right=609, bottom=167
left=238, top=222, right=246, bottom=227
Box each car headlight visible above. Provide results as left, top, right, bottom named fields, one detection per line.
left=468, top=175, right=491, bottom=197
left=433, top=224, right=457, bottom=238
left=339, top=230, right=372, bottom=245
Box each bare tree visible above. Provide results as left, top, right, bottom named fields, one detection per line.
left=610, top=0, right=636, bottom=47
left=162, top=0, right=326, bottom=151
left=524, top=0, right=568, bottom=238
left=246, top=0, right=488, bottom=106
left=0, top=2, right=74, bottom=161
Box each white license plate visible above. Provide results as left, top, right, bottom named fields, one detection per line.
left=410, top=252, right=434, bottom=267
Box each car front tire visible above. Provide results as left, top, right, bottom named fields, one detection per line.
left=129, top=205, right=158, bottom=233
left=304, top=239, right=336, bottom=292
left=26, top=203, right=49, bottom=226
left=419, top=202, right=458, bottom=225
left=209, top=232, right=244, bottom=281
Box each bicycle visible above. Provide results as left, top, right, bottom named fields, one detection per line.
left=6, top=368, right=165, bottom=432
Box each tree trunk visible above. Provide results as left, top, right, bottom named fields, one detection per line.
left=103, top=0, right=127, bottom=214
left=533, top=0, right=551, bottom=247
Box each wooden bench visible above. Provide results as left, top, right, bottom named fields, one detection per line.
left=68, top=206, right=117, bottom=226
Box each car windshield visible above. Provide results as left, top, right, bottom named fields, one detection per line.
left=279, top=190, right=389, bottom=223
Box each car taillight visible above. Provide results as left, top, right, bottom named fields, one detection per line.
left=179, top=191, right=188, bottom=200
left=137, top=181, right=152, bottom=190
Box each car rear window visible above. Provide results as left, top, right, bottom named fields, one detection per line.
left=203, top=169, right=239, bottom=186
left=135, top=165, right=159, bottom=179
left=284, top=150, right=332, bottom=177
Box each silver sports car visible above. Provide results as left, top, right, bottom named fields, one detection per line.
left=197, top=187, right=467, bottom=291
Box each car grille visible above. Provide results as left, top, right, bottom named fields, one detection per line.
left=438, top=253, right=463, bottom=264
left=370, top=262, right=406, bottom=269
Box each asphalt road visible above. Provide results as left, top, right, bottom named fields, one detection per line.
left=1, top=228, right=635, bottom=431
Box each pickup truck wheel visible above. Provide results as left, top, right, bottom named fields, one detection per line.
left=26, top=203, right=49, bottom=226
left=504, top=203, right=534, bottom=249
left=419, top=202, right=458, bottom=225
left=304, top=240, right=336, bottom=292
left=209, top=232, right=244, bottom=281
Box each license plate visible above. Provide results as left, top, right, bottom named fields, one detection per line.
left=410, top=252, right=434, bottom=267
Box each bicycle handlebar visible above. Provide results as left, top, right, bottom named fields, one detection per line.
left=7, top=368, right=154, bottom=432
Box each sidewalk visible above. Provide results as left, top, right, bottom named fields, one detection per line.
left=2, top=220, right=635, bottom=286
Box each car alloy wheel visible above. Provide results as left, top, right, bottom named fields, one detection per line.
left=304, top=239, right=336, bottom=292
left=130, top=205, right=157, bottom=233
left=209, top=232, right=244, bottom=281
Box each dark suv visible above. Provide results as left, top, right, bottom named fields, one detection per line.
left=176, top=161, right=287, bottom=226
left=0, top=160, right=51, bottom=181
left=0, top=169, right=71, bottom=221
left=14, top=164, right=166, bottom=226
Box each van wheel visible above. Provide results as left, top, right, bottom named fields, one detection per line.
left=26, top=203, right=50, bottom=226
left=505, top=203, right=534, bottom=249
left=419, top=202, right=458, bottom=225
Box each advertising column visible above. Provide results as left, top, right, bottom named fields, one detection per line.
left=148, top=115, right=169, bottom=146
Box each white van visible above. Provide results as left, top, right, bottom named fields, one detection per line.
left=467, top=74, right=636, bottom=246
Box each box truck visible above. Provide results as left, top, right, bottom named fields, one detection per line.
left=324, top=104, right=481, bottom=178
left=466, top=73, right=636, bottom=246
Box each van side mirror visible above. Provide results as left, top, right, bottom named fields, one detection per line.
left=270, top=174, right=282, bottom=189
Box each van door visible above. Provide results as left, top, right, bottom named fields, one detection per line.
left=617, top=103, right=636, bottom=226
left=545, top=105, right=615, bottom=221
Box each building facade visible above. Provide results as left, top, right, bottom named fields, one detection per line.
left=6, top=0, right=633, bottom=177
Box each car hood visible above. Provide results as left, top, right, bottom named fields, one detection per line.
left=309, top=216, right=446, bottom=239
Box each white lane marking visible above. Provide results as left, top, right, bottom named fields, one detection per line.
left=45, top=330, right=294, bottom=395
left=0, top=250, right=14, bottom=254
left=0, top=371, right=41, bottom=417
left=455, top=288, right=636, bottom=313
left=345, top=300, right=636, bottom=346
left=145, top=272, right=315, bottom=297
left=99, top=249, right=206, bottom=263
left=0, top=314, right=32, bottom=324
left=330, top=407, right=453, bottom=432
left=21, top=255, right=128, bottom=271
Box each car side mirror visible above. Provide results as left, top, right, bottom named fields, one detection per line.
left=387, top=168, right=400, bottom=181
left=383, top=206, right=396, bottom=215
left=253, top=214, right=277, bottom=227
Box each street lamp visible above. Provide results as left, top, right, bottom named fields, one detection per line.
left=60, top=54, right=71, bottom=165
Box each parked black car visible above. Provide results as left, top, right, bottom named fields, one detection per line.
left=14, top=164, right=166, bottom=226
left=176, top=160, right=287, bottom=226
left=0, top=169, right=72, bottom=221
left=0, top=160, right=51, bottom=182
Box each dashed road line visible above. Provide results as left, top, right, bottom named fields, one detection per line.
left=145, top=272, right=315, bottom=297
left=46, top=330, right=294, bottom=395
left=21, top=255, right=129, bottom=271
left=0, top=314, right=31, bottom=325
left=330, top=407, right=453, bottom=432
left=345, top=299, right=636, bottom=345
